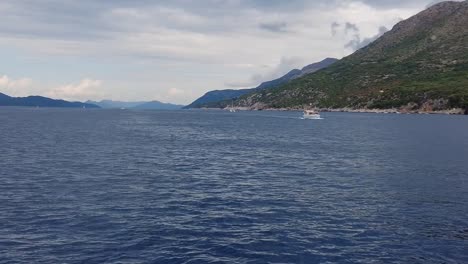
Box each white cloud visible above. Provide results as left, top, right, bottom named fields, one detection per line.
left=167, top=87, right=184, bottom=97
left=226, top=56, right=306, bottom=88
left=0, top=75, right=32, bottom=88
left=143, top=87, right=197, bottom=104
left=0, top=75, right=33, bottom=96
left=47, top=79, right=104, bottom=101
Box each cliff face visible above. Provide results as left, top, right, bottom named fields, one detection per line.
left=235, top=1, right=468, bottom=112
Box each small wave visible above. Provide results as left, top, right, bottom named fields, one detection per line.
left=300, top=117, right=324, bottom=120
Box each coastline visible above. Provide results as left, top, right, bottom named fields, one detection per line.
left=319, top=107, right=467, bottom=115
left=195, top=106, right=467, bottom=115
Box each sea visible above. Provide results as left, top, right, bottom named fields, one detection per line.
left=1, top=108, right=467, bottom=264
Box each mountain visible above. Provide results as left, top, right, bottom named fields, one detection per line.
left=132, top=101, right=183, bottom=110
left=185, top=58, right=338, bottom=108
left=184, top=89, right=256, bottom=109
left=0, top=92, right=9, bottom=100
left=87, top=100, right=147, bottom=109
left=298, top=58, right=340, bottom=76
left=234, top=1, right=468, bottom=113
left=0, top=92, right=100, bottom=108
left=88, top=100, right=183, bottom=110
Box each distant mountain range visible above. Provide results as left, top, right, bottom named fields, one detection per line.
left=85, top=100, right=146, bottom=109
left=87, top=100, right=183, bottom=110
left=132, top=101, right=183, bottom=110
left=0, top=93, right=183, bottom=110
left=230, top=1, right=468, bottom=113
left=185, top=58, right=338, bottom=108
left=0, top=92, right=100, bottom=108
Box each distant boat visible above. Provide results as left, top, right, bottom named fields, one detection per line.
left=303, top=109, right=321, bottom=119
left=228, top=100, right=237, bottom=112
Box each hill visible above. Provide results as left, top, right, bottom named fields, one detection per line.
left=88, top=99, right=183, bottom=110
left=132, top=101, right=183, bottom=110
left=185, top=58, right=338, bottom=108
left=0, top=92, right=100, bottom=108
left=86, top=100, right=147, bottom=109
left=234, top=1, right=468, bottom=113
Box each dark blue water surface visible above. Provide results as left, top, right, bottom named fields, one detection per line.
left=1, top=108, right=467, bottom=264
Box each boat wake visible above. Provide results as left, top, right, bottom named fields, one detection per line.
left=300, top=117, right=324, bottom=120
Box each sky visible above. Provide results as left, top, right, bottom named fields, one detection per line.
left=0, top=0, right=449, bottom=104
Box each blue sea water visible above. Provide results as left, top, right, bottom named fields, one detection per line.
left=0, top=108, right=467, bottom=264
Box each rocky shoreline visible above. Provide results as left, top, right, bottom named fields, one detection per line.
left=206, top=106, right=467, bottom=115
left=319, top=107, right=467, bottom=115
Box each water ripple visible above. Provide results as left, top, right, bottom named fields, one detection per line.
left=0, top=109, right=467, bottom=263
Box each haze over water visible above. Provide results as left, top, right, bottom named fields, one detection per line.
left=1, top=108, right=467, bottom=263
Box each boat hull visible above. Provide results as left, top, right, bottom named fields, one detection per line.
left=303, top=114, right=321, bottom=119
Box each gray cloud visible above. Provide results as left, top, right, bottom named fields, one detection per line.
left=331, top=22, right=341, bottom=36
left=0, top=0, right=444, bottom=42
left=344, top=22, right=360, bottom=35
left=345, top=26, right=389, bottom=51
left=225, top=56, right=305, bottom=88
left=259, top=22, right=289, bottom=33
left=331, top=20, right=390, bottom=51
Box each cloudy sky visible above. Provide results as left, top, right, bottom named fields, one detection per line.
left=0, top=0, right=446, bottom=104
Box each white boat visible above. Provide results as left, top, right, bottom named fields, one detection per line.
left=303, top=109, right=321, bottom=119
left=228, top=100, right=237, bottom=112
